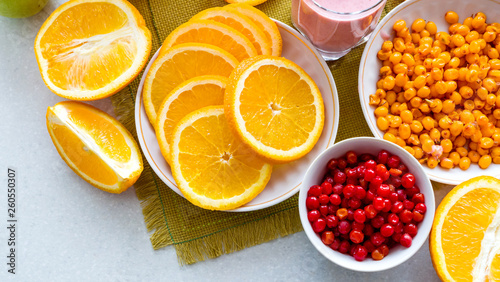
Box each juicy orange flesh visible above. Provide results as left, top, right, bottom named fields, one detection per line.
left=52, top=123, right=118, bottom=186
left=151, top=50, right=234, bottom=113
left=201, top=14, right=264, bottom=55
left=40, top=3, right=137, bottom=91
left=490, top=252, right=500, bottom=280
left=177, top=113, right=265, bottom=199
left=239, top=65, right=316, bottom=150
left=442, top=188, right=500, bottom=281
left=162, top=82, right=225, bottom=146
left=63, top=103, right=131, bottom=163
left=167, top=26, right=251, bottom=61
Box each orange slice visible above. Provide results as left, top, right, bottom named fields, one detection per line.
left=224, top=0, right=268, bottom=7
left=160, top=20, right=257, bottom=62
left=224, top=56, right=324, bottom=163
left=224, top=3, right=282, bottom=56
left=34, top=0, right=151, bottom=100
left=156, top=75, right=227, bottom=163
left=170, top=106, right=272, bottom=210
left=430, top=176, right=500, bottom=281
left=189, top=7, right=271, bottom=55
left=46, top=101, right=143, bottom=193
left=143, top=43, right=238, bottom=126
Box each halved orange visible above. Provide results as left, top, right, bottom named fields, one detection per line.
left=46, top=101, right=143, bottom=193
left=156, top=75, right=227, bottom=163
left=170, top=106, right=272, bottom=210
left=35, top=0, right=151, bottom=100
left=143, top=43, right=238, bottom=126
left=189, top=7, right=271, bottom=55
left=224, top=3, right=282, bottom=56
left=430, top=176, right=500, bottom=281
left=225, top=0, right=268, bottom=7
left=160, top=20, right=257, bottom=62
left=224, top=56, right=324, bottom=163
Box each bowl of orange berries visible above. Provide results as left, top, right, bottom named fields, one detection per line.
left=359, top=0, right=500, bottom=184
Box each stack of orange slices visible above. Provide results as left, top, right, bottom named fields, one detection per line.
left=146, top=4, right=325, bottom=210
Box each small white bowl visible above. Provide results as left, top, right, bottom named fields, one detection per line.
left=298, top=137, right=435, bottom=272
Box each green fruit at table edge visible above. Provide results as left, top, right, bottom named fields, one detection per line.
left=0, top=0, right=48, bottom=18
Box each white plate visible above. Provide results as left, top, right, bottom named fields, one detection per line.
left=359, top=0, right=500, bottom=185
left=135, top=20, right=339, bottom=212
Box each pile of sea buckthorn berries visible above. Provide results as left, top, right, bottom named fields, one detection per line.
left=370, top=11, right=500, bottom=170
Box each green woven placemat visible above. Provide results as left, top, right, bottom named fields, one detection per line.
left=111, top=0, right=405, bottom=265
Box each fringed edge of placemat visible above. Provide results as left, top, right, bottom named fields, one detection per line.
left=111, top=87, right=173, bottom=249
left=175, top=206, right=303, bottom=265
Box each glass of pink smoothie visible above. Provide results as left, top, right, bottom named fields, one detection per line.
left=291, top=0, right=387, bottom=60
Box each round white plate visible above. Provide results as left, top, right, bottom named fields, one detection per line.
left=135, top=20, right=339, bottom=212
left=359, top=0, right=500, bottom=185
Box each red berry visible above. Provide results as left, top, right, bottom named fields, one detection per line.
left=359, top=178, right=368, bottom=189
left=322, top=231, right=335, bottom=245
left=347, top=209, right=355, bottom=221
left=352, top=221, right=365, bottom=231
left=330, top=194, right=341, bottom=205
left=348, top=198, right=362, bottom=209
left=377, top=150, right=390, bottom=164
left=388, top=213, right=400, bottom=225
left=324, top=176, right=334, bottom=185
left=337, top=158, right=347, bottom=169
left=366, top=190, right=375, bottom=202
left=346, top=168, right=357, bottom=178
left=363, top=224, right=375, bottom=236
left=400, top=233, right=413, bottom=248
left=404, top=223, right=418, bottom=237
left=382, top=199, right=392, bottom=212
left=337, top=208, right=348, bottom=220
left=364, top=169, right=376, bottom=182
left=377, top=184, right=391, bottom=197
left=328, top=205, right=338, bottom=215
left=332, top=184, right=343, bottom=195
left=364, top=204, right=378, bottom=219
left=389, top=192, right=399, bottom=203
left=403, top=200, right=415, bottom=210
left=371, top=175, right=383, bottom=186
left=412, top=193, right=425, bottom=204
left=308, top=185, right=322, bottom=197
left=392, top=232, right=402, bottom=242
left=391, top=201, right=404, bottom=213
left=401, top=173, right=416, bottom=189
left=371, top=215, right=385, bottom=228
left=365, top=159, right=377, bottom=170
left=343, top=184, right=355, bottom=198
left=379, top=244, right=390, bottom=256
left=350, top=230, right=364, bottom=244
left=330, top=238, right=341, bottom=250
left=396, top=189, right=407, bottom=201
left=406, top=186, right=420, bottom=197
left=387, top=155, right=401, bottom=168
left=307, top=210, right=320, bottom=222
left=413, top=211, right=424, bottom=222
left=312, top=218, right=326, bottom=233
left=415, top=203, right=427, bottom=214
left=380, top=224, right=395, bottom=237
left=346, top=178, right=359, bottom=185
left=373, top=197, right=385, bottom=211
left=394, top=222, right=404, bottom=234
left=360, top=153, right=375, bottom=161
left=321, top=182, right=333, bottom=195
left=370, top=232, right=385, bottom=246
left=356, top=166, right=366, bottom=178
left=319, top=205, right=329, bottom=216
left=327, top=158, right=338, bottom=170
left=338, top=220, right=352, bottom=234
left=341, top=197, right=349, bottom=208
left=353, top=245, right=368, bottom=261
left=354, top=209, right=366, bottom=223
left=334, top=170, right=347, bottom=184
left=326, top=215, right=339, bottom=228
left=346, top=151, right=357, bottom=164
left=400, top=209, right=413, bottom=223
left=354, top=186, right=366, bottom=200
left=338, top=240, right=351, bottom=254
left=389, top=176, right=402, bottom=188
left=306, top=196, right=319, bottom=210
left=319, top=194, right=330, bottom=205
left=363, top=240, right=376, bottom=253
left=376, top=164, right=388, bottom=177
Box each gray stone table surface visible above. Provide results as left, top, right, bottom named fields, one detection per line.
left=0, top=1, right=446, bottom=281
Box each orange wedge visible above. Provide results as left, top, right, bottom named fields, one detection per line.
left=160, top=20, right=257, bottom=62
left=430, top=176, right=500, bottom=281
left=143, top=43, right=238, bottom=126
left=156, top=75, right=227, bottom=163
left=34, top=0, right=151, bottom=100
left=46, top=101, right=143, bottom=193
left=190, top=7, right=271, bottom=55
left=224, top=56, right=324, bottom=163
left=224, top=3, right=282, bottom=56
left=170, top=106, right=272, bottom=210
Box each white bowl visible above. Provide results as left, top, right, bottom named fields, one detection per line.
left=358, top=0, right=500, bottom=184
left=298, top=137, right=435, bottom=272
left=135, top=19, right=340, bottom=212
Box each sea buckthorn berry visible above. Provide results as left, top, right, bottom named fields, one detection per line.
left=382, top=41, right=393, bottom=52
left=411, top=18, right=426, bottom=32
left=425, top=21, right=437, bottom=35
left=459, top=157, right=471, bottom=170
left=445, top=11, right=459, bottom=24
left=479, top=155, right=492, bottom=169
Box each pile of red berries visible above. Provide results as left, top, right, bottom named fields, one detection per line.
left=306, top=150, right=427, bottom=261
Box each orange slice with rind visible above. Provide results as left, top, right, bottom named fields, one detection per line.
left=224, top=55, right=324, bottom=163
left=156, top=75, right=227, bottom=163
left=143, top=43, right=238, bottom=126
left=224, top=0, right=268, bottom=7
left=430, top=176, right=500, bottom=281
left=189, top=7, right=271, bottom=56
left=34, top=0, right=151, bottom=100
left=160, top=19, right=257, bottom=62
left=170, top=106, right=272, bottom=210
left=46, top=101, right=143, bottom=193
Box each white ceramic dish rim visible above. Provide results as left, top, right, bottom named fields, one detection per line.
left=134, top=19, right=340, bottom=212
left=358, top=0, right=500, bottom=185
left=298, top=137, right=435, bottom=272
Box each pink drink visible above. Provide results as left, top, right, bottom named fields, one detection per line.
left=291, top=0, right=387, bottom=60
